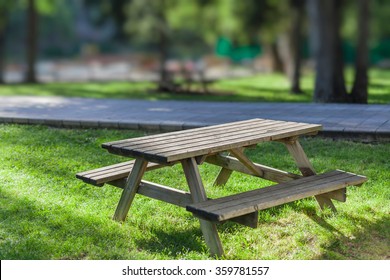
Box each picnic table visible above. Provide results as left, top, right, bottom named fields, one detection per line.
left=76, top=118, right=366, bottom=257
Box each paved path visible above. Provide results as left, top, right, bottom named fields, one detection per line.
left=0, top=96, right=389, bottom=141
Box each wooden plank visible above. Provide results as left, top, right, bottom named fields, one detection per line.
left=103, top=119, right=269, bottom=147
left=321, top=188, right=347, bottom=202
left=160, top=124, right=320, bottom=157
left=205, top=172, right=366, bottom=213
left=76, top=161, right=134, bottom=177
left=229, top=148, right=263, bottom=177
left=190, top=170, right=349, bottom=211
left=103, top=123, right=320, bottom=164
left=137, top=122, right=316, bottom=155
left=229, top=212, right=259, bottom=228
left=190, top=170, right=366, bottom=213
left=157, top=124, right=321, bottom=163
left=126, top=119, right=318, bottom=149
left=102, top=120, right=287, bottom=159
left=187, top=171, right=367, bottom=222
left=279, top=137, right=315, bottom=176
left=211, top=175, right=364, bottom=220
left=88, top=163, right=162, bottom=185
left=109, top=178, right=258, bottom=227
left=76, top=161, right=164, bottom=186
left=280, top=137, right=337, bottom=212
left=113, top=158, right=148, bottom=221
left=181, top=157, right=224, bottom=257
left=195, top=155, right=208, bottom=165
left=107, top=179, right=193, bottom=207
left=213, top=168, right=233, bottom=186
left=138, top=181, right=193, bottom=207
left=102, top=119, right=321, bottom=163
left=111, top=120, right=284, bottom=151
left=206, top=154, right=301, bottom=183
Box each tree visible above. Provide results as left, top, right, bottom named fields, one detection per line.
left=285, top=0, right=305, bottom=94
left=125, top=0, right=172, bottom=90
left=23, top=0, right=57, bottom=83
left=350, top=0, right=370, bottom=104
left=232, top=0, right=286, bottom=72
left=24, top=0, right=38, bottom=83
left=0, top=0, right=18, bottom=84
left=307, top=0, right=348, bottom=103
left=125, top=0, right=212, bottom=90
left=220, top=0, right=305, bottom=91
left=0, top=6, right=7, bottom=84
left=307, top=0, right=373, bottom=103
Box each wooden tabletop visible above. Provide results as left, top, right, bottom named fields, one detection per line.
left=102, top=118, right=322, bottom=164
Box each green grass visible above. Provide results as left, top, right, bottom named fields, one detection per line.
left=0, top=124, right=389, bottom=260
left=0, top=68, right=389, bottom=103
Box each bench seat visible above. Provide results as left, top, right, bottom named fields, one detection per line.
left=76, top=160, right=162, bottom=187
left=186, top=170, right=367, bottom=222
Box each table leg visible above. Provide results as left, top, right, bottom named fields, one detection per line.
left=213, top=168, right=233, bottom=186
left=281, top=137, right=337, bottom=212
left=213, top=152, right=233, bottom=186
left=181, top=157, right=224, bottom=257
left=113, top=158, right=149, bottom=221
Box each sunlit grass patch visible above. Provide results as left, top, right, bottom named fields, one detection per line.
left=0, top=125, right=388, bottom=259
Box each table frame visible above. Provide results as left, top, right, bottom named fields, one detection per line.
left=103, top=119, right=333, bottom=256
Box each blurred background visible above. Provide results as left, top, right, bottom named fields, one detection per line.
left=0, top=0, right=389, bottom=103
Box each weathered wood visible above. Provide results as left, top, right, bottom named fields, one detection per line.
left=108, top=179, right=193, bottom=207
left=144, top=123, right=316, bottom=155
left=195, top=155, right=208, bottom=165
left=124, top=120, right=285, bottom=151
left=213, top=168, right=233, bottom=186
left=113, top=159, right=148, bottom=221
left=280, top=137, right=337, bottom=212
left=160, top=124, right=319, bottom=163
left=321, top=188, right=347, bottom=202
left=102, top=119, right=322, bottom=163
left=279, top=137, right=314, bottom=176
left=190, top=170, right=350, bottom=212
left=230, top=148, right=263, bottom=177
left=206, top=154, right=301, bottom=183
left=229, top=212, right=259, bottom=228
left=181, top=157, right=224, bottom=257
left=76, top=160, right=164, bottom=186
left=103, top=119, right=268, bottom=147
left=110, top=177, right=258, bottom=227
left=186, top=170, right=367, bottom=222
left=139, top=181, right=193, bottom=207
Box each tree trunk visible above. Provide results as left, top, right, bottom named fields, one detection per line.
left=351, top=0, right=370, bottom=104
left=268, top=42, right=284, bottom=73
left=0, top=10, right=8, bottom=84
left=157, top=27, right=170, bottom=90
left=287, top=0, right=305, bottom=94
left=0, top=26, right=6, bottom=84
left=25, top=0, right=38, bottom=83
left=307, top=0, right=348, bottom=103
left=155, top=2, right=171, bottom=92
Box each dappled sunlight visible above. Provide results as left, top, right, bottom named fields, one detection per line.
left=0, top=125, right=388, bottom=259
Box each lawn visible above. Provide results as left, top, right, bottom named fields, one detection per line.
left=0, top=124, right=388, bottom=260
left=0, top=68, right=389, bottom=103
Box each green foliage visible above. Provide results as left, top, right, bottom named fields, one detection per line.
left=0, top=125, right=388, bottom=259
left=371, top=0, right=390, bottom=40
left=124, top=0, right=171, bottom=44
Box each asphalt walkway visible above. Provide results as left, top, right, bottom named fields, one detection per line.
left=0, top=96, right=389, bottom=141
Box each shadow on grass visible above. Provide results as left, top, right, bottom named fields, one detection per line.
left=134, top=227, right=205, bottom=258
left=2, top=81, right=316, bottom=103
left=0, top=187, right=206, bottom=259
left=303, top=208, right=390, bottom=259
left=0, top=188, right=124, bottom=259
